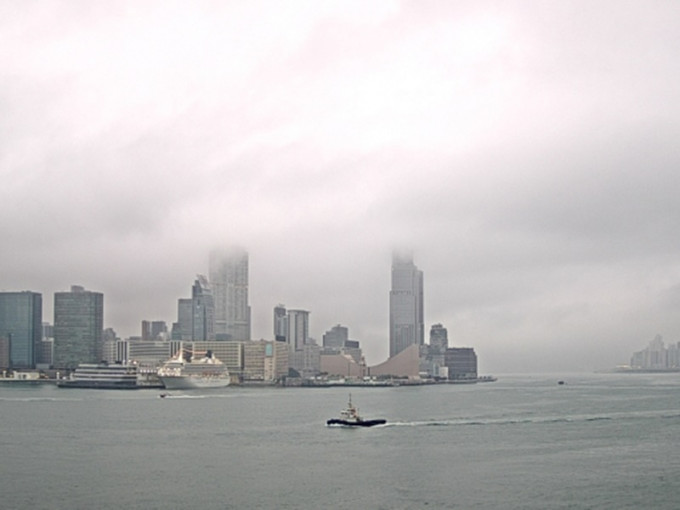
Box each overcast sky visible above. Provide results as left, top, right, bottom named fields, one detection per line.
left=2, top=1, right=680, bottom=372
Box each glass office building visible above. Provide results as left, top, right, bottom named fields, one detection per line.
left=0, top=291, right=43, bottom=369
left=53, top=286, right=104, bottom=369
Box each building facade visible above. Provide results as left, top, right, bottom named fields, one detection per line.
left=142, top=320, right=168, bottom=341
left=429, top=323, right=448, bottom=355
left=191, top=275, right=215, bottom=341
left=630, top=335, right=680, bottom=369
left=389, top=252, right=424, bottom=358
left=53, top=286, right=104, bottom=369
left=444, top=347, right=477, bottom=380
left=286, top=309, right=309, bottom=352
left=323, top=324, right=348, bottom=350
left=209, top=247, right=250, bottom=341
left=273, top=304, right=287, bottom=342
left=0, top=291, right=43, bottom=369
left=243, top=340, right=288, bottom=382
left=175, top=298, right=193, bottom=340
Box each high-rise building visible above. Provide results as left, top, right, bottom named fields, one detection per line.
left=323, top=324, right=349, bottom=350
left=273, top=304, right=287, bottom=342
left=142, top=320, right=168, bottom=341
left=173, top=276, right=215, bottom=341
left=192, top=275, right=215, bottom=341
left=0, top=291, right=43, bottom=369
left=286, top=309, right=309, bottom=352
left=176, top=298, right=193, bottom=340
left=53, top=286, right=104, bottom=369
left=429, top=323, right=448, bottom=355
left=389, top=252, right=424, bottom=358
left=209, top=248, right=250, bottom=341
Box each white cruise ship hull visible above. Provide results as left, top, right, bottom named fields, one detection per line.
left=158, top=375, right=230, bottom=390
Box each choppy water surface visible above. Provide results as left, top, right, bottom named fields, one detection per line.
left=1, top=373, right=679, bottom=509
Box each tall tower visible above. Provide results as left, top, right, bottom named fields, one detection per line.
left=53, top=285, right=104, bottom=369
left=389, top=252, right=424, bottom=358
left=286, top=309, right=309, bottom=352
left=192, top=275, right=215, bottom=341
left=209, top=248, right=250, bottom=341
left=0, top=291, right=43, bottom=369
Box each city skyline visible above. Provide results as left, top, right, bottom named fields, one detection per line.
left=3, top=2, right=680, bottom=373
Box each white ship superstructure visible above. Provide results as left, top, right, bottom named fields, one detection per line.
left=157, top=348, right=230, bottom=389
left=57, top=363, right=140, bottom=389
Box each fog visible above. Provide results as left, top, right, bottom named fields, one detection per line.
left=2, top=1, right=680, bottom=372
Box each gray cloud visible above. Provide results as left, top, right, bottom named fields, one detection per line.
left=2, top=1, right=680, bottom=372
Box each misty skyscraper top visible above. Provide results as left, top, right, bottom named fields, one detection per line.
left=209, top=247, right=251, bottom=341
left=389, top=252, right=424, bottom=358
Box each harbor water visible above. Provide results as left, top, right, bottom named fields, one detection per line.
left=1, top=373, right=679, bottom=509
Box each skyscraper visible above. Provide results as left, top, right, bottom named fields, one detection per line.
left=176, top=298, right=193, bottom=340
left=53, top=285, right=104, bottom=369
left=0, top=291, right=43, bottom=369
left=191, top=274, right=215, bottom=341
left=389, top=252, right=424, bottom=358
left=173, top=276, right=215, bottom=341
left=209, top=248, right=250, bottom=341
left=286, top=309, right=309, bottom=352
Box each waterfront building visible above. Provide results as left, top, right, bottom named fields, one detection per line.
left=53, top=286, right=104, bottom=370
left=389, top=252, right=424, bottom=358
left=209, top=247, right=251, bottom=341
left=37, top=339, right=53, bottom=368
left=368, top=343, right=420, bottom=378
left=444, top=347, right=477, bottom=381
left=321, top=324, right=363, bottom=364
left=320, top=352, right=365, bottom=378
left=0, top=336, right=9, bottom=370
left=243, top=340, right=288, bottom=382
left=342, top=340, right=363, bottom=364
left=273, top=304, right=287, bottom=342
left=289, top=342, right=320, bottom=378
left=0, top=291, right=43, bottom=369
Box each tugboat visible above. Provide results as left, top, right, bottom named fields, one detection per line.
left=326, top=394, right=386, bottom=427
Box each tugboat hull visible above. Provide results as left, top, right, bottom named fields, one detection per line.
left=326, top=419, right=386, bottom=427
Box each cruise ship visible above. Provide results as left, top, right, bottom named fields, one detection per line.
left=57, top=363, right=140, bottom=389
left=157, top=349, right=230, bottom=390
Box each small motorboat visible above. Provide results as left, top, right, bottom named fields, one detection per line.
left=326, top=394, right=386, bottom=427
left=159, top=393, right=170, bottom=398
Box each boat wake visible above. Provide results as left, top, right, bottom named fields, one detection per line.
left=0, top=396, right=83, bottom=402
left=384, top=410, right=680, bottom=428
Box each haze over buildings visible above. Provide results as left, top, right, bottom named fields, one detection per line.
left=389, top=252, right=424, bottom=358
left=209, top=248, right=251, bottom=341
left=3, top=2, right=680, bottom=372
